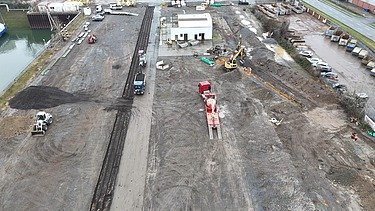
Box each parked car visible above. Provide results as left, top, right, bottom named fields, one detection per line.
left=321, top=72, right=338, bottom=80
left=299, top=50, right=313, bottom=58
left=307, top=57, right=322, bottom=66
left=332, top=83, right=347, bottom=93
left=109, top=3, right=123, bottom=10
left=92, top=14, right=105, bottom=21
left=316, top=62, right=332, bottom=72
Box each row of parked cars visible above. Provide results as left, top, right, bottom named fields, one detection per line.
left=296, top=46, right=347, bottom=92
left=325, top=26, right=375, bottom=77
left=92, top=3, right=124, bottom=21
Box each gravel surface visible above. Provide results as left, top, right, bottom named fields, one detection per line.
left=144, top=5, right=375, bottom=210
left=0, top=6, right=146, bottom=210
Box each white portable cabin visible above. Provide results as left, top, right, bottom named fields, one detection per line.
left=170, top=13, right=213, bottom=41
left=38, top=2, right=80, bottom=14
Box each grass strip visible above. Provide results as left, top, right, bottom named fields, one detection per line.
left=302, top=1, right=375, bottom=52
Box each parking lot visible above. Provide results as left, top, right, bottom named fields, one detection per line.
left=286, top=13, right=375, bottom=117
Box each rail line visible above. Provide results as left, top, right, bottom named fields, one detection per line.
left=90, top=6, right=155, bottom=211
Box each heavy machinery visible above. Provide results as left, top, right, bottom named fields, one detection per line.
left=224, top=42, right=246, bottom=70
left=87, top=34, right=97, bottom=44
left=198, top=81, right=222, bottom=139
left=31, top=111, right=53, bottom=136
left=134, top=72, right=146, bottom=95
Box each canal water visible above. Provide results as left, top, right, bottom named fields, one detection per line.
left=0, top=27, right=53, bottom=93
left=0, top=10, right=53, bottom=93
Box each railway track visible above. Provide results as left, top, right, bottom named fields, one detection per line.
left=90, top=6, right=155, bottom=211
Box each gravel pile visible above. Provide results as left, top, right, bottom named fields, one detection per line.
left=9, top=86, right=82, bottom=109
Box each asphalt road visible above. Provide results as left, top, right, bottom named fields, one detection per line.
left=303, top=0, right=375, bottom=41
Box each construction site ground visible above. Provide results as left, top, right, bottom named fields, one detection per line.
left=0, top=3, right=374, bottom=211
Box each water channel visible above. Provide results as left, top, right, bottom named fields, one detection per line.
left=0, top=9, right=53, bottom=93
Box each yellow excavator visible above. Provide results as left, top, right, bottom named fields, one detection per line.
left=224, top=41, right=246, bottom=71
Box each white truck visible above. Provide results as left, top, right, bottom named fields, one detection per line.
left=339, top=34, right=350, bottom=46
left=358, top=50, right=368, bottom=59
left=331, top=30, right=343, bottom=42
left=352, top=47, right=362, bottom=56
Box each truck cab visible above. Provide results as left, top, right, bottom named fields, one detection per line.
left=134, top=72, right=146, bottom=95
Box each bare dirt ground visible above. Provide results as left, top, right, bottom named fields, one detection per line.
left=144, top=5, right=375, bottom=210
left=0, top=6, right=145, bottom=210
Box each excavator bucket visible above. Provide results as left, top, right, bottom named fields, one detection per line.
left=31, top=130, right=45, bottom=136
left=31, top=124, right=46, bottom=136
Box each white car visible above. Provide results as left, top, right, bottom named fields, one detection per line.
left=92, top=14, right=105, bottom=21
left=316, top=62, right=332, bottom=72
left=299, top=50, right=313, bottom=58
left=307, top=57, right=322, bottom=66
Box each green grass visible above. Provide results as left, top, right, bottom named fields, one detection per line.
left=371, top=22, right=375, bottom=28
left=302, top=2, right=375, bottom=53
left=320, top=0, right=362, bottom=17
left=0, top=9, right=29, bottom=29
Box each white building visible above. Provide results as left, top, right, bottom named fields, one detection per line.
left=37, top=2, right=80, bottom=14
left=170, top=13, right=212, bottom=41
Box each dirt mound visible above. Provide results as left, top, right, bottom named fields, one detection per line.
left=9, top=86, right=82, bottom=110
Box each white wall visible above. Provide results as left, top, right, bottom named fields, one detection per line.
left=170, top=27, right=212, bottom=41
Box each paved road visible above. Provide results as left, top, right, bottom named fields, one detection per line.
left=303, top=0, right=375, bottom=41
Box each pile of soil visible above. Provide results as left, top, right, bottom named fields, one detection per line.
left=9, top=86, right=82, bottom=110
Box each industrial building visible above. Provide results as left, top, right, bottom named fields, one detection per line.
left=170, top=13, right=212, bottom=41
left=349, top=0, right=375, bottom=12
left=37, top=2, right=80, bottom=14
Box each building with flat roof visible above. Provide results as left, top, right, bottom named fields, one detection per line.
left=170, top=13, right=212, bottom=41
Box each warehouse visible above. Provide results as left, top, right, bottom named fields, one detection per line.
left=170, top=13, right=212, bottom=41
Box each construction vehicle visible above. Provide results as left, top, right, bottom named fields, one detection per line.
left=224, top=42, right=245, bottom=70
left=198, top=81, right=222, bottom=139
left=87, top=34, right=97, bottom=44
left=134, top=72, right=146, bottom=95
left=31, top=111, right=53, bottom=136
